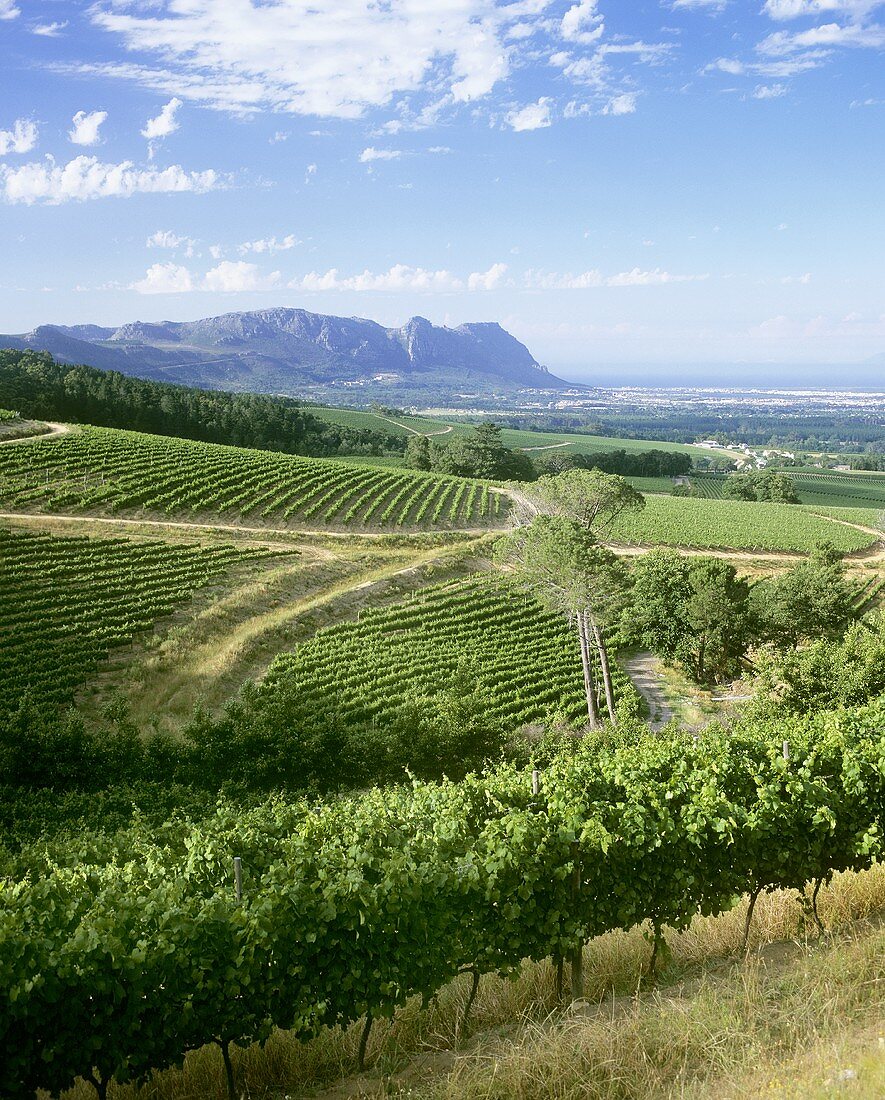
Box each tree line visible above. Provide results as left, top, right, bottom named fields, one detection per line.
left=0, top=350, right=406, bottom=458
left=404, top=422, right=692, bottom=482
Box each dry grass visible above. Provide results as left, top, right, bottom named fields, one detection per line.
left=55, top=865, right=885, bottom=1100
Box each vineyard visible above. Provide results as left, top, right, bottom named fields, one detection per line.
left=0, top=426, right=504, bottom=530
left=259, top=578, right=637, bottom=731
left=0, top=528, right=283, bottom=717
left=3, top=702, right=883, bottom=1100
left=607, top=494, right=880, bottom=553
left=689, top=470, right=885, bottom=511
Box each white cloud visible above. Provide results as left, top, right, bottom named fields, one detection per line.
left=132, top=262, right=194, bottom=294
left=0, top=156, right=219, bottom=205
left=209, top=244, right=223, bottom=260
left=147, top=230, right=197, bottom=256
left=305, top=163, right=317, bottom=183
left=561, top=1, right=605, bottom=45
left=601, top=92, right=637, bottom=114
left=508, top=98, right=553, bottom=131
left=762, top=1, right=877, bottom=18
left=33, top=20, right=68, bottom=36
left=467, top=263, right=509, bottom=290
left=131, top=259, right=280, bottom=293
left=69, top=110, right=108, bottom=147
left=524, top=267, right=709, bottom=288
left=290, top=262, right=510, bottom=293
left=85, top=1, right=542, bottom=119
left=203, top=260, right=280, bottom=292
left=238, top=234, right=299, bottom=254
left=0, top=119, right=38, bottom=156
left=142, top=98, right=182, bottom=141
left=707, top=57, right=745, bottom=73
left=0, top=1, right=19, bottom=20
left=759, top=22, right=885, bottom=53
left=780, top=271, right=812, bottom=283
left=670, top=0, right=728, bottom=10
left=753, top=82, right=788, bottom=97
left=359, top=147, right=401, bottom=162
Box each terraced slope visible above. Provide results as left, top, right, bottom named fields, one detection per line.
left=0, top=527, right=283, bottom=716
left=0, top=425, right=504, bottom=530
left=261, top=577, right=637, bottom=730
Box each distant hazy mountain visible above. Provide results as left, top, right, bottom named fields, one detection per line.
left=0, top=309, right=573, bottom=397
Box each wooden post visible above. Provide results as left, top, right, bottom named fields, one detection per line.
left=531, top=769, right=540, bottom=796
left=782, top=740, right=790, bottom=762
left=233, top=856, right=243, bottom=903
left=570, top=840, right=583, bottom=1001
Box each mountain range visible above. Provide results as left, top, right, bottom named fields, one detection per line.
left=0, top=309, right=574, bottom=397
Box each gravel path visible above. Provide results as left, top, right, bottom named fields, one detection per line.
left=623, top=651, right=675, bottom=730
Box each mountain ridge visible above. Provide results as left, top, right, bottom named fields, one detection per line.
left=0, top=308, right=576, bottom=397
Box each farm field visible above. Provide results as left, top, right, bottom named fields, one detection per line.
left=261, top=577, right=637, bottom=730
left=607, top=494, right=880, bottom=553
left=689, top=470, right=885, bottom=511
left=0, top=425, right=503, bottom=530
left=308, top=404, right=743, bottom=458
left=0, top=527, right=286, bottom=718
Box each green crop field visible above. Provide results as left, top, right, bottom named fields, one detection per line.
left=625, top=475, right=677, bottom=495
left=608, top=494, right=879, bottom=553
left=308, top=405, right=455, bottom=437
left=0, top=527, right=281, bottom=717
left=308, top=405, right=741, bottom=458
left=688, top=470, right=885, bottom=511
left=261, top=577, right=636, bottom=730
left=0, top=426, right=504, bottom=530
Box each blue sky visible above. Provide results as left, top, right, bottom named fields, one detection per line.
left=1, top=1, right=884, bottom=381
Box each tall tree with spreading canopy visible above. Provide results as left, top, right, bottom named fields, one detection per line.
left=513, top=468, right=645, bottom=532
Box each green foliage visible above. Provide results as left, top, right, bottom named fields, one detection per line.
left=2, top=704, right=883, bottom=1098
left=522, top=468, right=646, bottom=532
left=723, top=470, right=800, bottom=504
left=534, top=446, right=692, bottom=479
left=0, top=425, right=501, bottom=529
left=752, top=611, right=885, bottom=716
left=0, top=349, right=405, bottom=457
left=622, top=549, right=753, bottom=684
left=420, top=422, right=536, bottom=481
left=606, top=494, right=875, bottom=553
left=404, top=434, right=432, bottom=470
left=750, top=543, right=860, bottom=647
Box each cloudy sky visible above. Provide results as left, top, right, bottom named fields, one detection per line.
left=1, top=0, right=884, bottom=380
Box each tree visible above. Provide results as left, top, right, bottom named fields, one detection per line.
left=622, top=550, right=752, bottom=684
left=495, top=515, right=628, bottom=727
left=516, top=468, right=645, bottom=532
left=722, top=474, right=758, bottom=501
left=682, top=559, right=753, bottom=683
left=620, top=549, right=693, bottom=659
left=750, top=542, right=858, bottom=647
left=404, top=434, right=432, bottom=470
left=429, top=423, right=535, bottom=481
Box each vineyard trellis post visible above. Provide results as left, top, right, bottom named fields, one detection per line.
left=570, top=840, right=584, bottom=1002
left=233, top=856, right=243, bottom=903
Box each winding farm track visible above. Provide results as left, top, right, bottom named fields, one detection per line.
left=0, top=421, right=70, bottom=445
left=373, top=413, right=454, bottom=437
